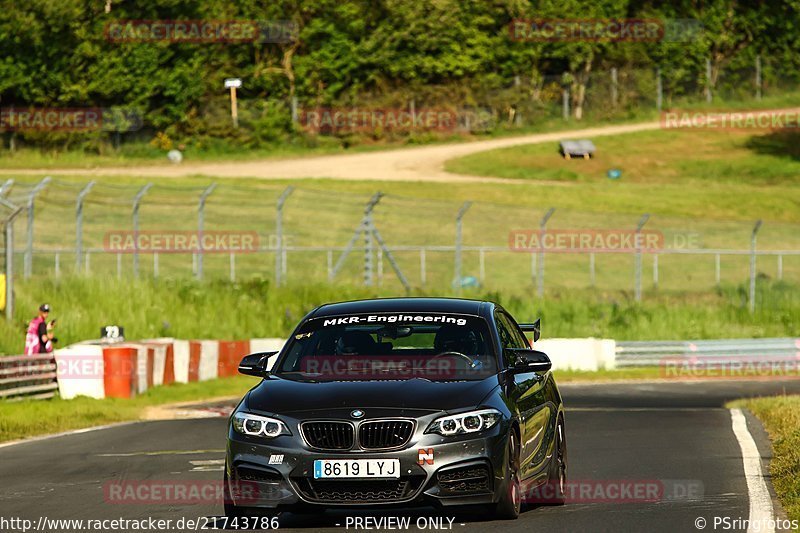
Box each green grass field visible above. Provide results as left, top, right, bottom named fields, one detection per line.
left=728, top=396, right=800, bottom=523
left=0, top=277, right=796, bottom=355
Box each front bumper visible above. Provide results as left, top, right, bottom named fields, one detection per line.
left=226, top=416, right=509, bottom=510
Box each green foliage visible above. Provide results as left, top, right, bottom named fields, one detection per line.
left=1, top=0, right=799, bottom=152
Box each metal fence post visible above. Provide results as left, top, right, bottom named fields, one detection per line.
left=132, top=183, right=153, bottom=277
left=715, top=253, right=720, bottom=285
left=705, top=58, right=713, bottom=103
left=275, top=186, right=294, bottom=286
left=25, top=176, right=51, bottom=278
left=749, top=220, right=762, bottom=313
left=454, top=202, right=472, bottom=293
left=562, top=89, right=569, bottom=120
left=777, top=254, right=783, bottom=280
left=197, top=183, right=217, bottom=280
left=365, top=211, right=375, bottom=286
left=5, top=222, right=13, bottom=320
left=420, top=249, right=426, bottom=285
left=0, top=179, right=14, bottom=197
left=75, top=181, right=95, bottom=274
left=634, top=214, right=650, bottom=302
left=653, top=254, right=659, bottom=289
left=361, top=193, right=383, bottom=286
left=0, top=197, right=24, bottom=321
left=589, top=252, right=595, bottom=287
left=537, top=208, right=555, bottom=297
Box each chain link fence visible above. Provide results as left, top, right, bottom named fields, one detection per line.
left=0, top=178, right=797, bottom=303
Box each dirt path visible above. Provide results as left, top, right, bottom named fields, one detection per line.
left=2, top=121, right=660, bottom=182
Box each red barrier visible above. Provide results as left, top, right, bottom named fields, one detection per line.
left=146, top=348, right=155, bottom=388
left=188, top=341, right=202, bottom=382
left=163, top=343, right=175, bottom=385
left=218, top=341, right=249, bottom=378
left=103, top=347, right=137, bottom=399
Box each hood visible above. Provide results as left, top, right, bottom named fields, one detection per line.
left=245, top=375, right=500, bottom=414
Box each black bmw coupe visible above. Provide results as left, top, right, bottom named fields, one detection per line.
left=225, top=298, right=566, bottom=520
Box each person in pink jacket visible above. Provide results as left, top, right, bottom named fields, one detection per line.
left=25, top=303, right=56, bottom=355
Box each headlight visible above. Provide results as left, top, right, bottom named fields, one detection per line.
left=232, top=412, right=291, bottom=438
left=426, top=408, right=502, bottom=436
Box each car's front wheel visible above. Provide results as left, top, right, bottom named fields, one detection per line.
left=492, top=430, right=522, bottom=519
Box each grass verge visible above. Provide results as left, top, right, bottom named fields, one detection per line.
left=727, top=396, right=800, bottom=523
left=1, top=277, right=797, bottom=354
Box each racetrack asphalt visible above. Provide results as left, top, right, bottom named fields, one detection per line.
left=2, top=379, right=798, bottom=533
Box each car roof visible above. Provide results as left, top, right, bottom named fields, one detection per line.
left=308, top=297, right=491, bottom=319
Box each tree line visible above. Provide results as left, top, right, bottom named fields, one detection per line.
left=1, top=0, right=798, bottom=150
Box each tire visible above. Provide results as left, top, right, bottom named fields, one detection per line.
left=492, top=430, right=522, bottom=520
left=546, top=416, right=567, bottom=505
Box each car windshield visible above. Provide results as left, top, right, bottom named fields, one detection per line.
left=276, top=313, right=496, bottom=382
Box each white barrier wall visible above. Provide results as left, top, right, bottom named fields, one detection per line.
left=135, top=345, right=148, bottom=394
left=173, top=340, right=190, bottom=383
left=197, top=340, right=219, bottom=381
left=535, top=338, right=617, bottom=371
left=54, top=343, right=105, bottom=400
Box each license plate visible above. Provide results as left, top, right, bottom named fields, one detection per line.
left=313, top=459, right=400, bottom=479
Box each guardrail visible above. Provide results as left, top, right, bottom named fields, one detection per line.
left=0, top=355, right=59, bottom=400
left=615, top=338, right=800, bottom=367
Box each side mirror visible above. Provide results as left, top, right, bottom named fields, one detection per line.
left=238, top=351, right=278, bottom=377
left=507, top=348, right=552, bottom=373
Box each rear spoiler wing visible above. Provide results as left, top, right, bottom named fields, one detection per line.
left=518, top=319, right=541, bottom=342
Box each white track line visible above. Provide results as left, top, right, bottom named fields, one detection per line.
left=730, top=408, right=775, bottom=533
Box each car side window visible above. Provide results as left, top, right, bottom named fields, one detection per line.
left=495, top=313, right=514, bottom=349
left=504, top=313, right=530, bottom=348
left=496, top=312, right=524, bottom=368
